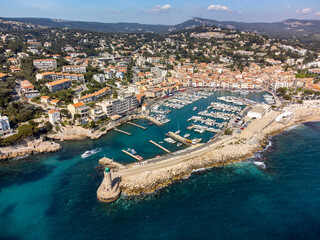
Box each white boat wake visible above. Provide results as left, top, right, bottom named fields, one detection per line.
left=81, top=148, right=101, bottom=158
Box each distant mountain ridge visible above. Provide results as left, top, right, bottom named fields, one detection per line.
left=1, top=16, right=320, bottom=38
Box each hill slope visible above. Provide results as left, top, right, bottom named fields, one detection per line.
left=1, top=17, right=320, bottom=38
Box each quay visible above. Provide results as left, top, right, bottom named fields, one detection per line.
left=145, top=116, right=163, bottom=126
left=114, top=128, right=132, bottom=135
left=149, top=140, right=171, bottom=153
left=127, top=122, right=147, bottom=129
left=166, top=131, right=192, bottom=146
left=122, top=149, right=141, bottom=161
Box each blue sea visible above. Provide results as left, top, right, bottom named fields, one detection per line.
left=1, top=92, right=320, bottom=239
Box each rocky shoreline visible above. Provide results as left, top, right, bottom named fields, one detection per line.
left=0, top=138, right=61, bottom=161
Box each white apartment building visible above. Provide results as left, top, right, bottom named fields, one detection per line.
left=93, top=74, right=106, bottom=83
left=36, top=72, right=84, bottom=82
left=0, top=113, right=12, bottom=136
left=272, top=81, right=290, bottom=91
left=48, top=110, right=61, bottom=125
left=33, top=59, right=57, bottom=69
left=100, top=93, right=138, bottom=117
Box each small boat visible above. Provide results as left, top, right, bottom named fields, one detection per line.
left=183, top=133, right=190, bottom=138
left=127, top=148, right=137, bottom=155
left=81, top=151, right=93, bottom=158
left=177, top=143, right=182, bottom=147
left=193, top=107, right=197, bottom=111
left=159, top=141, right=163, bottom=144
left=175, top=130, right=181, bottom=134
left=148, top=122, right=154, bottom=126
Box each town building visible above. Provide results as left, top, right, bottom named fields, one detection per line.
left=247, top=106, right=267, bottom=119
left=0, top=73, right=8, bottom=81
left=36, top=72, right=84, bottom=82
left=33, top=59, right=57, bottom=69
left=0, top=113, right=12, bottom=136
left=46, top=79, right=72, bottom=92
left=100, top=93, right=138, bottom=117
left=20, top=80, right=39, bottom=98
left=48, top=110, right=61, bottom=125
left=93, top=74, right=106, bottom=83
left=67, top=102, right=89, bottom=118
left=62, top=65, right=86, bottom=74
left=79, top=87, right=111, bottom=104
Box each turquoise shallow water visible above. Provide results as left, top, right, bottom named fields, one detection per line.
left=1, top=92, right=320, bottom=240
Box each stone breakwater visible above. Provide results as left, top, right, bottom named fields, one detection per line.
left=103, top=107, right=320, bottom=198
left=0, top=139, right=61, bottom=161
left=119, top=142, right=261, bottom=196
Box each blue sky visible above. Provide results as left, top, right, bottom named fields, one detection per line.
left=0, top=0, right=319, bottom=24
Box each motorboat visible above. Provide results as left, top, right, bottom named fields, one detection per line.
left=81, top=151, right=93, bottom=158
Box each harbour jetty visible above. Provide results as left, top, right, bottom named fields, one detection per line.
left=114, top=128, right=132, bottom=135
left=122, top=149, right=141, bottom=161
left=166, top=131, right=192, bottom=146
left=127, top=122, right=147, bottom=129
left=149, top=140, right=171, bottom=153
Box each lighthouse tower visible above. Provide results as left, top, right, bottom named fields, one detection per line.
left=97, top=167, right=121, bottom=202
left=104, top=167, right=112, bottom=190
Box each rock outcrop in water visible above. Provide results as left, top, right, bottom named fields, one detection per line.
left=0, top=138, right=61, bottom=160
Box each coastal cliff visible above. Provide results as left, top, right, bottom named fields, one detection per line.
left=0, top=138, right=61, bottom=160
left=47, top=126, right=107, bottom=141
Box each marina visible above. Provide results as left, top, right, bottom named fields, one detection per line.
left=54, top=90, right=266, bottom=164
left=103, top=90, right=267, bottom=163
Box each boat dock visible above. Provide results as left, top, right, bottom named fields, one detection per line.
left=166, top=131, right=192, bottom=146
left=146, top=116, right=163, bottom=126
left=114, top=128, right=132, bottom=135
left=121, top=149, right=141, bottom=161
left=149, top=140, right=171, bottom=153
left=127, top=122, right=147, bottom=129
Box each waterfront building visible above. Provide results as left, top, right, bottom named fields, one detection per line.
left=33, top=59, right=57, bottom=69
left=67, top=102, right=89, bottom=118
left=48, top=110, right=61, bottom=125
left=46, top=79, right=72, bottom=92
left=100, top=93, right=138, bottom=117
left=0, top=113, right=12, bottom=136
left=90, top=105, right=106, bottom=122
left=247, top=106, right=267, bottom=119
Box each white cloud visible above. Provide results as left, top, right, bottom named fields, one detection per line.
left=238, top=10, right=243, bottom=14
left=105, top=8, right=122, bottom=14
left=148, top=4, right=171, bottom=13
left=315, top=11, right=320, bottom=16
left=295, top=8, right=312, bottom=14
left=207, top=4, right=232, bottom=12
